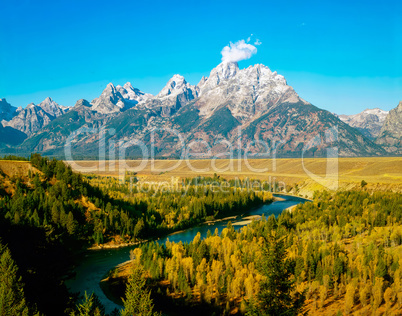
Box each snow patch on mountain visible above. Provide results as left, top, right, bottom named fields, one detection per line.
left=116, top=82, right=153, bottom=104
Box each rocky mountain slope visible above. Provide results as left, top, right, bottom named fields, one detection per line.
left=376, top=101, right=402, bottom=154
left=116, top=82, right=152, bottom=105
left=0, top=98, right=17, bottom=121
left=0, top=124, right=27, bottom=146
left=88, top=82, right=153, bottom=115
left=22, top=99, right=112, bottom=156
left=140, top=74, right=198, bottom=117
left=2, top=97, right=68, bottom=136
left=91, top=83, right=131, bottom=114
left=337, top=108, right=388, bottom=139
left=0, top=62, right=397, bottom=158
left=195, top=62, right=301, bottom=123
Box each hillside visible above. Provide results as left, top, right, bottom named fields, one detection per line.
left=376, top=101, right=402, bottom=154
left=0, top=155, right=149, bottom=314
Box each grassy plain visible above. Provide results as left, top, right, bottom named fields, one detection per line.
left=2, top=157, right=400, bottom=196
left=65, top=157, right=402, bottom=197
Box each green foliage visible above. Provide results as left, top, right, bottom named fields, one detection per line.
left=2, top=154, right=401, bottom=315
left=132, top=190, right=402, bottom=314
left=247, top=234, right=304, bottom=315
left=0, top=242, right=30, bottom=316
left=70, top=292, right=104, bottom=316
left=83, top=173, right=271, bottom=242
left=121, top=266, right=157, bottom=316
left=3, top=155, right=273, bottom=315
left=0, top=155, right=29, bottom=161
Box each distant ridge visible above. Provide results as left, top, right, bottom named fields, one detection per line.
left=337, top=108, right=389, bottom=139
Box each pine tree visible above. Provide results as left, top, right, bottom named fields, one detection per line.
left=67, top=212, right=76, bottom=235
left=51, top=203, right=60, bottom=224
left=372, top=277, right=384, bottom=311
left=133, top=218, right=144, bottom=241
left=246, top=233, right=304, bottom=316
left=0, top=242, right=30, bottom=316
left=71, top=291, right=104, bottom=316
left=120, top=266, right=157, bottom=316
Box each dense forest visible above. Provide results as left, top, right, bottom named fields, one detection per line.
left=106, top=190, right=402, bottom=315
left=1, top=155, right=401, bottom=315
left=82, top=173, right=273, bottom=243
left=0, top=155, right=272, bottom=315
left=1, top=154, right=272, bottom=246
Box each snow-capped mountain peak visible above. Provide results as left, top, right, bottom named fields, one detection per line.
left=214, top=61, right=239, bottom=79
left=37, top=97, right=67, bottom=117
left=123, top=82, right=134, bottom=91
left=73, top=99, right=92, bottom=109
left=361, top=108, right=389, bottom=120
left=157, top=74, right=190, bottom=98
left=91, top=82, right=153, bottom=114
left=196, top=61, right=300, bottom=120
left=139, top=75, right=199, bottom=117
left=198, top=62, right=239, bottom=90
left=90, top=83, right=128, bottom=114
left=104, top=83, right=117, bottom=94
left=197, top=76, right=207, bottom=86
left=116, top=82, right=153, bottom=104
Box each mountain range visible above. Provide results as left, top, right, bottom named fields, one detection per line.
left=1, top=62, right=400, bottom=158
left=336, top=108, right=389, bottom=139
left=2, top=97, right=68, bottom=137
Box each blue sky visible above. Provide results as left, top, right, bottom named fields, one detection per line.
left=0, top=0, right=401, bottom=114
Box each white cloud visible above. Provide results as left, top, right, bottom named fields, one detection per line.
left=254, top=39, right=262, bottom=46
left=221, top=39, right=258, bottom=63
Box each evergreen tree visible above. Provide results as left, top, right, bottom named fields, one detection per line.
left=247, top=233, right=304, bottom=316
left=120, top=266, right=157, bottom=316
left=51, top=204, right=60, bottom=224
left=0, top=242, right=30, bottom=316
left=67, top=212, right=76, bottom=235
left=133, top=218, right=145, bottom=241
left=70, top=291, right=104, bottom=316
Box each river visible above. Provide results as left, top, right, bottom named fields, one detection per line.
left=65, top=194, right=309, bottom=314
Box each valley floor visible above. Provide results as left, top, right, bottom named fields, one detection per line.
left=66, top=157, right=402, bottom=198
